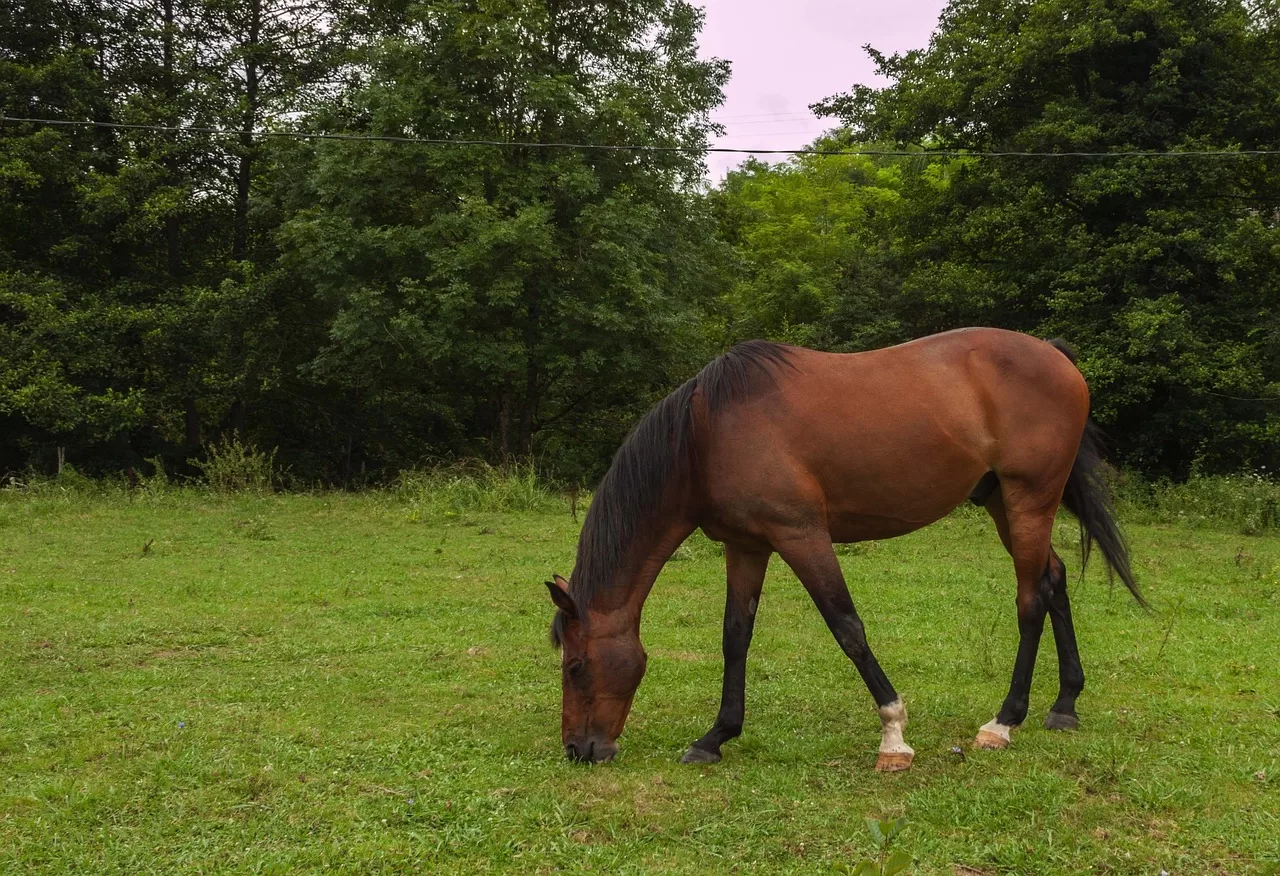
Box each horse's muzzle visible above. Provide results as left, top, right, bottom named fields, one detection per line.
left=564, top=737, right=618, bottom=764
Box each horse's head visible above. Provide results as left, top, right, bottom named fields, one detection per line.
left=546, top=574, right=646, bottom=763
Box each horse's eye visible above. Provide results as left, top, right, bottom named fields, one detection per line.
left=566, top=659, right=586, bottom=676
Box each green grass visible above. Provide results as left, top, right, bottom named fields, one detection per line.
left=2, top=491, right=1278, bottom=874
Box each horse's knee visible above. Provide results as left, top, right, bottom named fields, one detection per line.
left=835, top=618, right=871, bottom=662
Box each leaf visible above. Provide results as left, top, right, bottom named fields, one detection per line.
left=883, top=849, right=912, bottom=876
left=851, top=861, right=880, bottom=876
left=865, top=817, right=886, bottom=847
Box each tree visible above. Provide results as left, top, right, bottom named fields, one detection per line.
left=0, top=0, right=145, bottom=471
left=815, top=0, right=1280, bottom=475
left=273, top=0, right=729, bottom=476
left=0, top=0, right=351, bottom=476
left=710, top=142, right=905, bottom=351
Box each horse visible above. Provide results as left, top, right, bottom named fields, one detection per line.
left=544, top=327, right=1142, bottom=770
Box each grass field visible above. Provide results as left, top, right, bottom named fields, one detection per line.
left=2, top=489, right=1278, bottom=874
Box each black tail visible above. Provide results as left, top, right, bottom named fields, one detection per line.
left=1049, top=339, right=1146, bottom=608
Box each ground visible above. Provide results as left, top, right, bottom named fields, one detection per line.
left=1, top=492, right=1278, bottom=874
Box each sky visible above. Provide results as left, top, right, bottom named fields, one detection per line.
left=696, top=0, right=949, bottom=180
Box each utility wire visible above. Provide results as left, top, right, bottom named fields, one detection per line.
left=3, top=115, right=1280, bottom=157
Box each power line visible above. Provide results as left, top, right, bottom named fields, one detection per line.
left=3, top=116, right=1280, bottom=158
left=713, top=110, right=817, bottom=121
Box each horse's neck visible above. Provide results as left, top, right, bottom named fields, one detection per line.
left=588, top=516, right=697, bottom=632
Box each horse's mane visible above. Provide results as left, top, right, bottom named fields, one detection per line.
left=551, top=340, right=795, bottom=647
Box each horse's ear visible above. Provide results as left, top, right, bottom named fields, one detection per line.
left=545, top=576, right=578, bottom=618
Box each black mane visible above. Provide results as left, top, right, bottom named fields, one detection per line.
left=551, top=340, right=795, bottom=647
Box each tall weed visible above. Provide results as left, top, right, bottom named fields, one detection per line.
left=392, top=461, right=564, bottom=515
left=1116, top=472, right=1279, bottom=535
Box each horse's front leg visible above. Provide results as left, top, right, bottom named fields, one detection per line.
left=773, top=531, right=914, bottom=772
left=682, top=544, right=770, bottom=764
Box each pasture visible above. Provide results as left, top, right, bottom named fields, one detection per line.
left=1, top=489, right=1278, bottom=874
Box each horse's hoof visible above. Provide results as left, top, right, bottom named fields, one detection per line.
left=1044, top=711, right=1079, bottom=731
left=974, top=730, right=1010, bottom=750
left=875, top=751, right=914, bottom=772
left=680, top=746, right=721, bottom=765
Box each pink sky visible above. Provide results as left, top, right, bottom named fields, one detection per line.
left=697, top=0, right=948, bottom=180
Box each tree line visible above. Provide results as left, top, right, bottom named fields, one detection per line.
left=3, top=0, right=1278, bottom=485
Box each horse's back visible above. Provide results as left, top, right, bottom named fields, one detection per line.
left=698, top=329, right=1089, bottom=544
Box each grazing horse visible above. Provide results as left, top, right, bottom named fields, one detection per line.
left=545, top=328, right=1141, bottom=770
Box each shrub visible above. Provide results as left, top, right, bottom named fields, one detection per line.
left=193, top=439, right=279, bottom=494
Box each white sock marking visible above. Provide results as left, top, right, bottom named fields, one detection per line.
left=978, top=718, right=1014, bottom=742
left=878, top=700, right=914, bottom=756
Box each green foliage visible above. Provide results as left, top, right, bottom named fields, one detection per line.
left=1117, top=471, right=1280, bottom=535
left=711, top=144, right=906, bottom=350
left=193, top=438, right=279, bottom=494
left=392, top=461, right=565, bottom=516
left=4, top=0, right=1280, bottom=488
left=810, top=0, right=1280, bottom=477
left=1, top=0, right=729, bottom=484
left=835, top=818, right=912, bottom=875
left=272, top=0, right=728, bottom=475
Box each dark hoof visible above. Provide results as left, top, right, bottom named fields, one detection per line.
left=1044, top=711, right=1079, bottom=731
left=680, top=746, right=721, bottom=765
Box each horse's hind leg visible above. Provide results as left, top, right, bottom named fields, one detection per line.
left=1043, top=551, right=1085, bottom=730
left=682, top=545, right=770, bottom=764
left=983, top=490, right=1085, bottom=737
left=772, top=531, right=913, bottom=772
left=975, top=488, right=1058, bottom=749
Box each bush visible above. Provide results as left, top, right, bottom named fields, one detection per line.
left=193, top=439, right=279, bottom=494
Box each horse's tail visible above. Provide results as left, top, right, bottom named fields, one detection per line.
left=1048, top=339, right=1146, bottom=609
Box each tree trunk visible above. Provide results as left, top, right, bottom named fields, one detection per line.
left=519, top=355, right=537, bottom=454
left=162, top=0, right=181, bottom=279
left=498, top=385, right=512, bottom=474
left=113, top=431, right=138, bottom=486
left=184, top=398, right=201, bottom=451
left=233, top=0, right=261, bottom=260
left=228, top=398, right=246, bottom=439
left=227, top=0, right=262, bottom=431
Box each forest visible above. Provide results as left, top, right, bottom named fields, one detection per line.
left=3, top=0, right=1279, bottom=485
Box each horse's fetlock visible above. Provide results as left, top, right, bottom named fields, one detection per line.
left=718, top=721, right=743, bottom=739
left=998, top=697, right=1030, bottom=727
left=1063, top=668, right=1085, bottom=696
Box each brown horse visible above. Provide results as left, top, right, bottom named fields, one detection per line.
left=545, top=328, right=1141, bottom=770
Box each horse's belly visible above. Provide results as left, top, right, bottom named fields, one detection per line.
left=810, top=434, right=989, bottom=543
left=826, top=507, right=950, bottom=543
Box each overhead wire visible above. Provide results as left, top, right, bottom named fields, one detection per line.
left=3, top=115, right=1279, bottom=157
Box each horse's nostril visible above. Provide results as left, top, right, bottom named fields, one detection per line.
left=566, top=738, right=614, bottom=763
